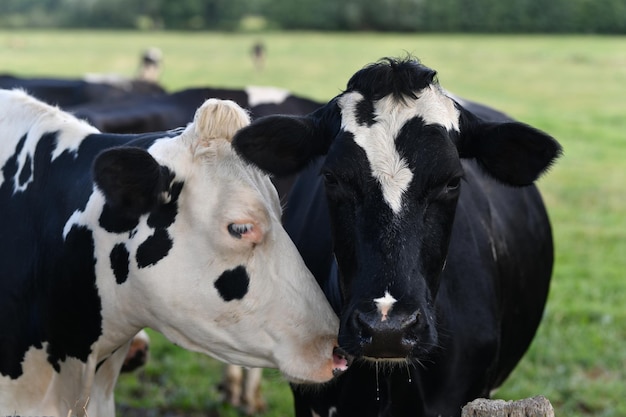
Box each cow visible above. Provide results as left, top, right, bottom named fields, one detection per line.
left=68, top=85, right=322, bottom=134
left=136, top=47, right=163, bottom=83
left=0, top=90, right=349, bottom=417
left=0, top=74, right=165, bottom=108
left=232, top=56, right=562, bottom=417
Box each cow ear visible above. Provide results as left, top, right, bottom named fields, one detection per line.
left=93, top=147, right=166, bottom=217
left=458, top=111, right=562, bottom=186
left=232, top=111, right=334, bottom=176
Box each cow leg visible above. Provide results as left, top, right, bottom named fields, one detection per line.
left=220, top=364, right=244, bottom=408
left=220, top=365, right=266, bottom=415
left=120, top=329, right=150, bottom=373
left=242, top=367, right=266, bottom=415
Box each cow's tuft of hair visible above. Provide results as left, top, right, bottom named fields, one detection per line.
left=190, top=98, right=251, bottom=145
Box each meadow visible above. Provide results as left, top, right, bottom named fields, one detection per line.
left=1, top=30, right=624, bottom=416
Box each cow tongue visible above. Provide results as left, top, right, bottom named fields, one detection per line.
left=332, top=347, right=350, bottom=376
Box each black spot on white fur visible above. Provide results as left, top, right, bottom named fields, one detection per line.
left=147, top=180, right=183, bottom=229
left=46, top=225, right=102, bottom=373
left=99, top=203, right=140, bottom=233
left=110, top=243, right=130, bottom=284
left=214, top=266, right=250, bottom=301
left=134, top=179, right=182, bottom=269
left=136, top=228, right=173, bottom=268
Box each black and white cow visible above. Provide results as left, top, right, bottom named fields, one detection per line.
left=233, top=57, right=562, bottom=417
left=0, top=74, right=165, bottom=107
left=68, top=85, right=322, bottom=134
left=0, top=90, right=348, bottom=417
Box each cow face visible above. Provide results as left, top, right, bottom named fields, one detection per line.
left=85, top=99, right=345, bottom=383
left=233, top=57, right=561, bottom=361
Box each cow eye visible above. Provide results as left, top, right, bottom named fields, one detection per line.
left=446, top=177, right=461, bottom=192
left=322, top=171, right=339, bottom=188
left=434, top=177, right=462, bottom=200
left=228, top=223, right=253, bottom=239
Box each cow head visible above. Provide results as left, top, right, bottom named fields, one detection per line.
left=232, top=57, right=561, bottom=361
left=87, top=99, right=346, bottom=382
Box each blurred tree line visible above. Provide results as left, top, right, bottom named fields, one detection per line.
left=1, top=0, right=625, bottom=33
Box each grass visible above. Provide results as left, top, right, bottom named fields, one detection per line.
left=1, top=30, right=625, bottom=416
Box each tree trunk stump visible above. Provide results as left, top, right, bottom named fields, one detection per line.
left=462, top=396, right=555, bottom=417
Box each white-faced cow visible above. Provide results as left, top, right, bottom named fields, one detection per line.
left=0, top=90, right=348, bottom=417
left=233, top=57, right=562, bottom=417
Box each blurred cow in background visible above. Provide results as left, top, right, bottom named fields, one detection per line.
left=0, top=48, right=165, bottom=108
left=220, top=366, right=266, bottom=415
left=0, top=73, right=165, bottom=107
left=69, top=85, right=322, bottom=134
left=136, top=47, right=163, bottom=83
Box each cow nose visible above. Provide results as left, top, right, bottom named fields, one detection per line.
left=350, top=309, right=423, bottom=359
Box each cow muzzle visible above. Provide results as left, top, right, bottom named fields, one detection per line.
left=340, top=306, right=435, bottom=359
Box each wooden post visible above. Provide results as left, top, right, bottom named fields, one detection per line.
left=462, top=396, right=555, bottom=417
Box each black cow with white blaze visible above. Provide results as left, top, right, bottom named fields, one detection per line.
left=233, top=57, right=562, bottom=417
left=0, top=90, right=348, bottom=417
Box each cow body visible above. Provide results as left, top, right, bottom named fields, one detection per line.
left=233, top=57, right=561, bottom=417
left=0, top=74, right=164, bottom=107
left=69, top=86, right=322, bottom=134
left=0, top=90, right=345, bottom=417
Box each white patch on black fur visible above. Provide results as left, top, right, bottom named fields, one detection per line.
left=245, top=86, right=289, bottom=107
left=374, top=291, right=397, bottom=322
left=338, top=87, right=460, bottom=213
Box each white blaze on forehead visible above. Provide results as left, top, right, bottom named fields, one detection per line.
left=410, top=84, right=461, bottom=132
left=339, top=92, right=412, bottom=214
left=338, top=87, right=460, bottom=214
left=374, top=290, right=397, bottom=322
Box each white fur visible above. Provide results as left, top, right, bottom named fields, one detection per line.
left=0, top=92, right=340, bottom=417
left=374, top=290, right=397, bottom=321
left=0, top=89, right=98, bottom=191
left=338, top=87, right=459, bottom=214
left=245, top=85, right=290, bottom=107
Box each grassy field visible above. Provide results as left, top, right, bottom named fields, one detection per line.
left=1, top=31, right=625, bottom=416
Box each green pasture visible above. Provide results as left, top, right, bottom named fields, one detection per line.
left=1, top=31, right=624, bottom=416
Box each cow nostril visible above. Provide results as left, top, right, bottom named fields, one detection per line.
left=401, top=310, right=419, bottom=329
left=354, top=309, right=422, bottom=332
left=347, top=308, right=429, bottom=359
left=353, top=312, right=373, bottom=343
left=355, top=311, right=370, bottom=329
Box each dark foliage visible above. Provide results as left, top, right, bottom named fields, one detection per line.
left=1, top=0, right=625, bottom=33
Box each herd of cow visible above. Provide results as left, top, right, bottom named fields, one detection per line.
left=0, top=56, right=561, bottom=417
